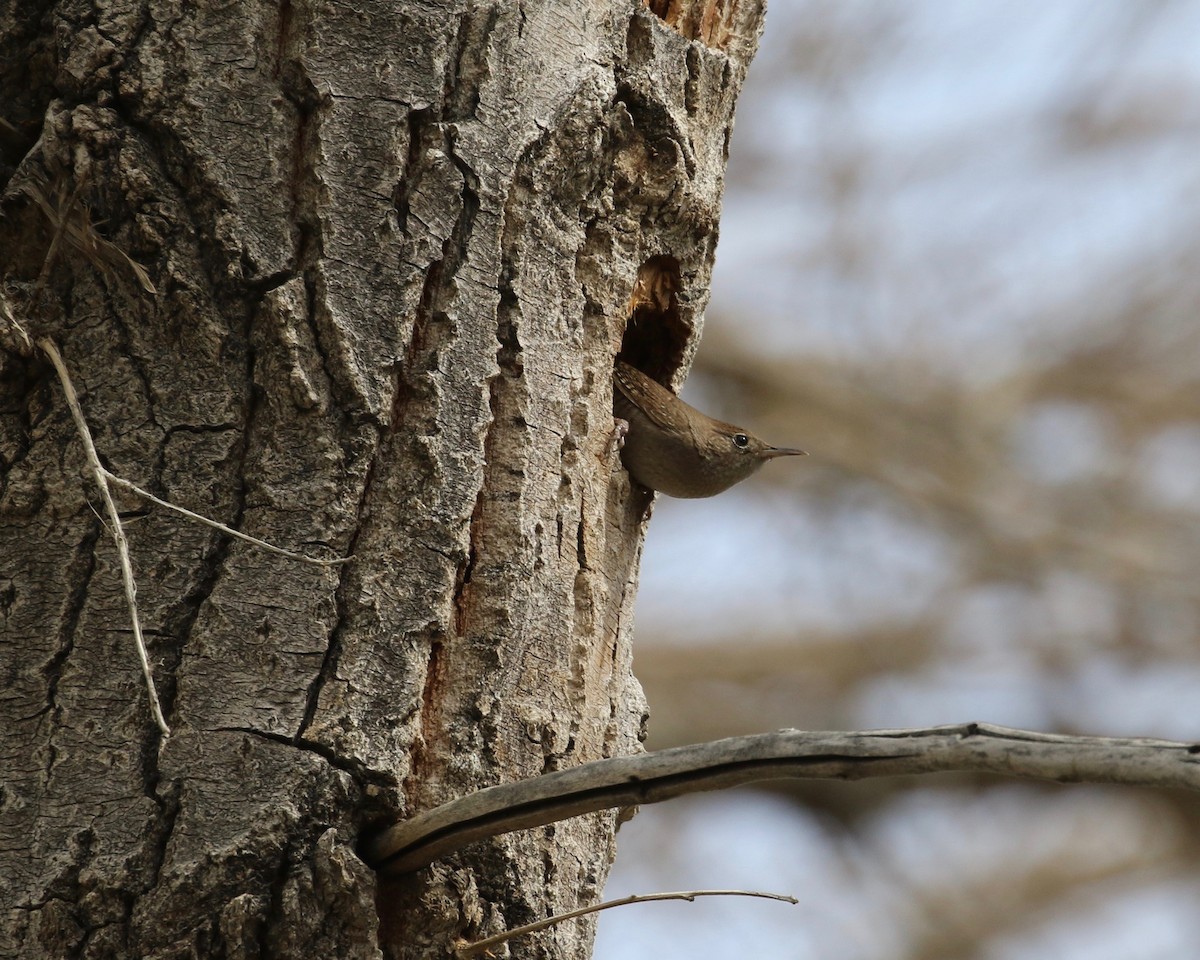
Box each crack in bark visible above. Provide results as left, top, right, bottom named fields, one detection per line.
left=574, top=514, right=588, bottom=572
left=452, top=492, right=483, bottom=638
left=452, top=202, right=522, bottom=639
left=262, top=836, right=295, bottom=958
left=444, top=7, right=500, bottom=123
left=148, top=340, right=258, bottom=729
left=392, top=108, right=433, bottom=239
left=40, top=519, right=103, bottom=782
left=0, top=353, right=48, bottom=485
left=296, top=518, right=364, bottom=741
left=216, top=725, right=392, bottom=789
left=143, top=779, right=182, bottom=891
left=277, top=26, right=356, bottom=423
left=412, top=630, right=448, bottom=788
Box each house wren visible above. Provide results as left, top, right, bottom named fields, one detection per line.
left=613, top=361, right=807, bottom=498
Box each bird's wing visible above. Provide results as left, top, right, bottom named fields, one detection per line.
left=613, top=362, right=689, bottom=433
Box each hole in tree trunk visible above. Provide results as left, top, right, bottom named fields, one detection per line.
left=616, top=255, right=688, bottom=388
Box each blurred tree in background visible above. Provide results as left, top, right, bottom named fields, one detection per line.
left=598, top=3, right=1200, bottom=958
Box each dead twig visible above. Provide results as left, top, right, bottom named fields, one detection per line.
left=455, top=889, right=797, bottom=958
left=21, top=174, right=156, bottom=294
left=9, top=172, right=357, bottom=737
left=365, top=722, right=1200, bottom=875
left=40, top=337, right=171, bottom=735
left=103, top=473, right=349, bottom=566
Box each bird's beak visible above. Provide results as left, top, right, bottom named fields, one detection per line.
left=764, top=447, right=807, bottom=459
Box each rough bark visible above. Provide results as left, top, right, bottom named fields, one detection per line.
left=0, top=1, right=765, bottom=957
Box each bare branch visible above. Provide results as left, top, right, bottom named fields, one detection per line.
left=364, top=722, right=1200, bottom=874
left=103, top=473, right=350, bottom=566
left=455, top=889, right=798, bottom=958
left=7, top=181, right=346, bottom=740
left=39, top=337, right=171, bottom=736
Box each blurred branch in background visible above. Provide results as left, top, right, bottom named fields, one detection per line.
left=600, top=2, right=1200, bottom=959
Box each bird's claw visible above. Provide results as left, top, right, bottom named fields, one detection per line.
left=609, top=418, right=629, bottom=459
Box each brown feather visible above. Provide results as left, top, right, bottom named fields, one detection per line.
left=612, top=361, right=806, bottom=498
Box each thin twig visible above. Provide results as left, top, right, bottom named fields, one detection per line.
left=22, top=175, right=157, bottom=294
left=39, top=337, right=171, bottom=736
left=26, top=179, right=84, bottom=318
left=0, top=289, right=33, bottom=353
left=11, top=176, right=347, bottom=740
left=456, top=889, right=798, bottom=958
left=103, top=473, right=349, bottom=566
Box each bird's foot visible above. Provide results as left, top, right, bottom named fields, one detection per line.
left=609, top=418, right=629, bottom=459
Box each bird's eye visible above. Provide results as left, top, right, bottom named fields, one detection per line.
left=732, top=434, right=749, bottom=448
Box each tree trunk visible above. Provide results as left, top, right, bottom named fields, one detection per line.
left=0, top=1, right=765, bottom=956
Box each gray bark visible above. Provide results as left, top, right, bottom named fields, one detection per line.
left=0, top=1, right=765, bottom=957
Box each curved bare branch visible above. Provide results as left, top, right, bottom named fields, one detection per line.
left=364, top=722, right=1200, bottom=875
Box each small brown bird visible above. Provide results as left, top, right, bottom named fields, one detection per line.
left=613, top=361, right=807, bottom=498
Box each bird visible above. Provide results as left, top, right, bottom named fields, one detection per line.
left=612, top=361, right=806, bottom=498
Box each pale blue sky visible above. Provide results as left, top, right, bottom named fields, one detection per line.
left=597, top=4, right=1200, bottom=958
